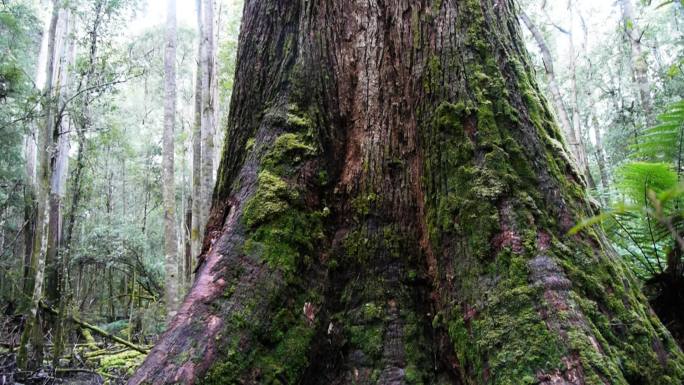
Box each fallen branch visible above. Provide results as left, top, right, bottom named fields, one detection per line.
left=56, top=368, right=117, bottom=379
left=39, top=301, right=149, bottom=354
left=84, top=347, right=130, bottom=359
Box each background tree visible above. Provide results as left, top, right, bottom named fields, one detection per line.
left=18, top=0, right=62, bottom=369
left=162, top=0, right=179, bottom=318
left=521, top=0, right=684, bottom=346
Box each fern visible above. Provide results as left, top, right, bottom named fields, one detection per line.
left=632, top=99, right=684, bottom=168
left=574, top=99, right=684, bottom=280
left=617, top=162, right=678, bottom=203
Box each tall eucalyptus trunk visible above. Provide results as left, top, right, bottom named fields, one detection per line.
left=22, top=0, right=52, bottom=299
left=17, top=0, right=61, bottom=370
left=130, top=1, right=684, bottom=384
left=45, top=6, right=74, bottom=311
left=49, top=10, right=77, bottom=366
left=519, top=12, right=573, bottom=152
left=200, top=0, right=216, bottom=238
left=163, top=0, right=180, bottom=318
left=191, top=0, right=203, bottom=266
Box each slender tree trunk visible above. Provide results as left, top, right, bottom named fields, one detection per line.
left=566, top=1, right=594, bottom=188
left=18, top=0, right=60, bottom=370
left=200, top=0, right=215, bottom=236
left=619, top=0, right=653, bottom=119
left=23, top=134, right=37, bottom=295
left=56, top=5, right=103, bottom=350
left=519, top=12, right=573, bottom=147
left=22, top=0, right=52, bottom=300
left=163, top=0, right=180, bottom=319
left=212, top=0, right=222, bottom=177
left=520, top=10, right=592, bottom=187
left=185, top=198, right=193, bottom=288
left=590, top=113, right=610, bottom=197
left=130, top=1, right=684, bottom=384
left=191, top=0, right=203, bottom=263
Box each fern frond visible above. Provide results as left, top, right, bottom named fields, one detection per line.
left=632, top=99, right=684, bottom=163
left=616, top=162, right=677, bottom=204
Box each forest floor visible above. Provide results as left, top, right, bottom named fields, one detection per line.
left=0, top=312, right=149, bottom=385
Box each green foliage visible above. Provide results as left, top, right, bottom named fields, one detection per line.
left=0, top=1, right=41, bottom=299
left=617, top=162, right=678, bottom=202
left=574, top=100, right=684, bottom=279
left=633, top=100, right=684, bottom=163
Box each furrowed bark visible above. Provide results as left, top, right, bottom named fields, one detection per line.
left=130, top=1, right=684, bottom=384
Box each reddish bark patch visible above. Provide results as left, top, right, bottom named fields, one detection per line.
left=492, top=229, right=523, bottom=254
left=464, top=115, right=477, bottom=142
left=303, top=302, right=316, bottom=325
left=537, top=354, right=584, bottom=385
left=411, top=154, right=438, bottom=279
left=463, top=304, right=478, bottom=321
left=494, top=200, right=524, bottom=254
left=537, top=231, right=551, bottom=251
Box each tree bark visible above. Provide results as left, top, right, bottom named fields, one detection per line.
left=130, top=1, right=684, bottom=384
left=185, top=199, right=193, bottom=288
left=163, top=0, right=180, bottom=319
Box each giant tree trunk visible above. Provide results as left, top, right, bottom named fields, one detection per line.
left=130, top=1, right=684, bottom=384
